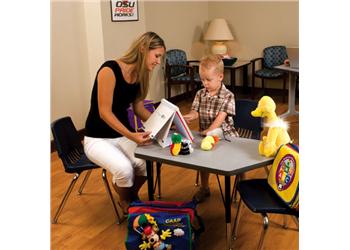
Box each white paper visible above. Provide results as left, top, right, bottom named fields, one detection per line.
left=142, top=99, right=194, bottom=148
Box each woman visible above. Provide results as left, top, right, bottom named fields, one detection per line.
left=84, top=32, right=166, bottom=213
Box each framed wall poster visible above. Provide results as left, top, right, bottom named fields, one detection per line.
left=110, top=0, right=139, bottom=22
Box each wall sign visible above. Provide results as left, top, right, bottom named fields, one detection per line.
left=110, top=0, right=139, bottom=22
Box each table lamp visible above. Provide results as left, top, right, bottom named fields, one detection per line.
left=204, top=18, right=234, bottom=55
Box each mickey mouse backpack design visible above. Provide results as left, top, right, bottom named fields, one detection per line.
left=267, top=143, right=299, bottom=209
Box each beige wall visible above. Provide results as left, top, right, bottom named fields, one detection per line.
left=51, top=1, right=91, bottom=130
left=101, top=0, right=146, bottom=59
left=51, top=0, right=298, bottom=132
left=143, top=1, right=209, bottom=100
left=209, top=1, right=299, bottom=87
left=209, top=1, right=299, bottom=60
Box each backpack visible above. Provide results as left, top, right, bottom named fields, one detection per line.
left=267, top=143, right=299, bottom=209
left=125, top=200, right=204, bottom=250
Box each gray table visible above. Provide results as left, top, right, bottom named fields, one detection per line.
left=135, top=132, right=273, bottom=250
left=275, top=64, right=299, bottom=118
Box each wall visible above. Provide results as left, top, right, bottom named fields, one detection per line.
left=51, top=0, right=298, bottom=131
left=208, top=1, right=299, bottom=88
left=51, top=1, right=91, bottom=130
left=100, top=0, right=146, bottom=60
left=143, top=1, right=209, bottom=100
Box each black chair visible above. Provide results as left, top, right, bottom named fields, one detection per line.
left=232, top=179, right=299, bottom=249
left=165, top=49, right=201, bottom=99
left=234, top=99, right=262, bottom=140
left=51, top=116, right=124, bottom=224
left=251, top=45, right=288, bottom=102
left=195, top=99, right=263, bottom=192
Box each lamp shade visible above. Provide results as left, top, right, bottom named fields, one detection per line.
left=204, top=18, right=234, bottom=41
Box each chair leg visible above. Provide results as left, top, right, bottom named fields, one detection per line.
left=251, top=75, right=255, bottom=99
left=52, top=173, right=80, bottom=224
left=78, top=169, right=92, bottom=194
left=186, top=82, right=190, bottom=98
left=257, top=214, right=269, bottom=250
left=283, top=77, right=287, bottom=103
left=262, top=78, right=265, bottom=96
left=282, top=215, right=288, bottom=229
left=232, top=175, right=240, bottom=203
left=195, top=170, right=200, bottom=186
left=101, top=169, right=124, bottom=224
left=232, top=197, right=243, bottom=240
left=264, top=166, right=270, bottom=176
left=292, top=216, right=299, bottom=229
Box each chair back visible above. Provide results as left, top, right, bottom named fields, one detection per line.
left=51, top=116, right=84, bottom=168
left=263, top=46, right=288, bottom=69
left=166, top=49, right=188, bottom=76
left=234, top=99, right=262, bottom=140
left=127, top=100, right=156, bottom=131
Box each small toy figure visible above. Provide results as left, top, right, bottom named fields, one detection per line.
left=179, top=139, right=194, bottom=155
left=200, top=135, right=219, bottom=151
left=170, top=134, right=193, bottom=156
left=133, top=213, right=172, bottom=250
left=251, top=96, right=291, bottom=157
left=170, top=133, right=182, bottom=156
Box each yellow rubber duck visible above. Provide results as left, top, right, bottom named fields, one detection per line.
left=201, top=135, right=219, bottom=151
left=251, top=96, right=291, bottom=157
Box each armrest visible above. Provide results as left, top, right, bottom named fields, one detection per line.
left=250, top=57, right=263, bottom=63
left=187, top=60, right=200, bottom=65
left=170, top=64, right=194, bottom=68
left=251, top=57, right=263, bottom=73
left=167, top=64, right=195, bottom=78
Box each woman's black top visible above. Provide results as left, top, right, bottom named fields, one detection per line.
left=85, top=60, right=140, bottom=138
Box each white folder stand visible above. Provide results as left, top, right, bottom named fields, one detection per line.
left=142, top=99, right=194, bottom=148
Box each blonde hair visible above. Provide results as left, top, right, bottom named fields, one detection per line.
left=120, top=32, right=165, bottom=99
left=199, top=54, right=224, bottom=75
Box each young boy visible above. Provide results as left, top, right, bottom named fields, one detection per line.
left=183, top=54, right=239, bottom=203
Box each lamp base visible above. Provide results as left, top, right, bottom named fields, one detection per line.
left=211, top=41, right=227, bottom=55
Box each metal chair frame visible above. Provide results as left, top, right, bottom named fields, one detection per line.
left=232, top=179, right=299, bottom=249
left=51, top=116, right=124, bottom=224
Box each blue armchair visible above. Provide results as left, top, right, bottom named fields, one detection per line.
left=165, top=49, right=201, bottom=99
left=251, top=46, right=288, bottom=102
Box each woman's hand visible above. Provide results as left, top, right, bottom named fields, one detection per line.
left=130, top=131, right=153, bottom=145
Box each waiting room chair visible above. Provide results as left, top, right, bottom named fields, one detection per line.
left=251, top=46, right=288, bottom=102
left=232, top=179, right=299, bottom=249
left=51, top=116, right=124, bottom=224
left=165, top=49, right=201, bottom=99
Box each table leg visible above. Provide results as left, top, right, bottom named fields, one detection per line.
left=225, top=176, right=233, bottom=250
left=146, top=160, right=154, bottom=201
left=280, top=72, right=299, bottom=118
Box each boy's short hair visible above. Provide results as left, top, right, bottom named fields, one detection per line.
left=199, top=54, right=224, bottom=74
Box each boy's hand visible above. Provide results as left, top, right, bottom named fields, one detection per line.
left=183, top=113, right=195, bottom=124
left=200, top=129, right=208, bottom=136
